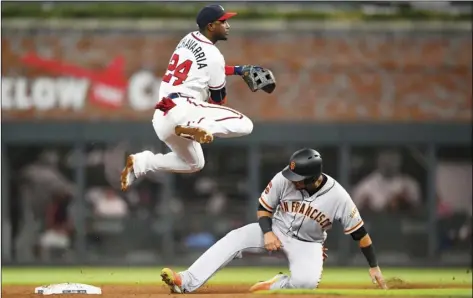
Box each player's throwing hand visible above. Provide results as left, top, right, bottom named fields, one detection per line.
left=369, top=266, right=388, bottom=289
left=264, top=231, right=283, bottom=251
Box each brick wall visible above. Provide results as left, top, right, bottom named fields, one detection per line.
left=2, top=28, right=471, bottom=122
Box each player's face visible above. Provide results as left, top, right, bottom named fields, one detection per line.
left=293, top=175, right=323, bottom=190
left=293, top=181, right=305, bottom=190
left=211, top=19, right=230, bottom=41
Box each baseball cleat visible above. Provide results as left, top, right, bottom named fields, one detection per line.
left=120, top=155, right=136, bottom=191
left=161, top=267, right=183, bottom=294
left=249, top=272, right=285, bottom=292
left=175, top=125, right=214, bottom=144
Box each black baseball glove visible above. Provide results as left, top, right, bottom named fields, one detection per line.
left=240, top=65, right=276, bottom=94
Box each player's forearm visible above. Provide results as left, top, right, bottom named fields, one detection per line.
left=359, top=234, right=379, bottom=268
left=257, top=210, right=273, bottom=234
left=257, top=210, right=272, bottom=219
left=225, top=65, right=244, bottom=76
left=350, top=226, right=379, bottom=268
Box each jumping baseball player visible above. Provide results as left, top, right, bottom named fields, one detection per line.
left=160, top=148, right=388, bottom=293
left=121, top=4, right=276, bottom=191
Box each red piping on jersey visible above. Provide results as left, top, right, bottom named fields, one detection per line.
left=191, top=33, right=214, bottom=45
left=186, top=98, right=243, bottom=119
left=157, top=96, right=243, bottom=121
left=215, top=115, right=242, bottom=122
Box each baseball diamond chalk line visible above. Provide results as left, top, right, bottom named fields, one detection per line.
left=1, top=267, right=471, bottom=297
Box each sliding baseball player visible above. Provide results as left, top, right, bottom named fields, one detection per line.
left=160, top=148, right=388, bottom=293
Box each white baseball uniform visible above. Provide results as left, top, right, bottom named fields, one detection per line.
left=132, top=31, right=253, bottom=176
left=175, top=172, right=364, bottom=292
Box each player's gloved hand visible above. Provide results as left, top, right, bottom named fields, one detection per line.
left=238, top=65, right=276, bottom=94
left=369, top=266, right=388, bottom=289
left=264, top=231, right=283, bottom=252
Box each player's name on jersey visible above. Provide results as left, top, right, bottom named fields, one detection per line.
left=280, top=201, right=332, bottom=230
left=176, top=37, right=208, bottom=69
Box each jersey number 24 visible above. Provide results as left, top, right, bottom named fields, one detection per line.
left=162, top=54, right=193, bottom=86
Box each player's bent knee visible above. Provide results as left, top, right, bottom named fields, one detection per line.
left=290, top=275, right=321, bottom=289
left=188, top=158, right=205, bottom=172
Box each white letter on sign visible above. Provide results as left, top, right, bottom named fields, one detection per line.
left=1, top=77, right=13, bottom=109
left=32, top=77, right=56, bottom=111
left=14, top=78, right=32, bottom=110
left=129, top=71, right=160, bottom=111
left=56, top=78, right=89, bottom=110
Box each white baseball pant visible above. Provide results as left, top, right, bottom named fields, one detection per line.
left=132, top=94, right=253, bottom=177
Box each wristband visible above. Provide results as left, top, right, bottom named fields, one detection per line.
left=361, top=244, right=378, bottom=268
left=258, top=216, right=272, bottom=235
left=234, top=66, right=243, bottom=75
left=224, top=66, right=244, bottom=76
left=224, top=66, right=235, bottom=76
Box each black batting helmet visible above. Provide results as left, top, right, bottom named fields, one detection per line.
left=281, top=148, right=323, bottom=183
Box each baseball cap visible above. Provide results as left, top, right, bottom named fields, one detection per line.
left=196, top=5, right=237, bottom=29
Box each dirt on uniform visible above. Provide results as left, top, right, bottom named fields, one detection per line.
left=2, top=279, right=470, bottom=298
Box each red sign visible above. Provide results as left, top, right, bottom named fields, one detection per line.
left=21, top=53, right=128, bottom=109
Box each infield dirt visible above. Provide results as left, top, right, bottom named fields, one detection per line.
left=2, top=280, right=470, bottom=298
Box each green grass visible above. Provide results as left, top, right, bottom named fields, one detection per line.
left=258, top=288, right=472, bottom=296
left=2, top=267, right=472, bottom=286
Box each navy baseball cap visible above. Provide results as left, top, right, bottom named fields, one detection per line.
left=196, top=5, right=237, bottom=29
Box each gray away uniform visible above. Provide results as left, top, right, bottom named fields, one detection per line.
left=177, top=172, right=364, bottom=292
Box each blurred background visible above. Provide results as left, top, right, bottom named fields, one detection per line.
left=1, top=1, right=471, bottom=268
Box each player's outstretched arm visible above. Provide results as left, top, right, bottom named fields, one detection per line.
left=336, top=188, right=388, bottom=290
left=350, top=227, right=388, bottom=289
left=224, top=65, right=266, bottom=76
left=225, top=65, right=276, bottom=94
left=225, top=66, right=245, bottom=76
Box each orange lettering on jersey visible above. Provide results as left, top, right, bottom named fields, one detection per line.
left=309, top=209, right=319, bottom=220
left=298, top=203, right=306, bottom=215
left=321, top=219, right=332, bottom=229
left=349, top=206, right=359, bottom=219
left=281, top=203, right=333, bottom=231
left=264, top=181, right=273, bottom=194
left=282, top=201, right=289, bottom=212
left=294, top=202, right=301, bottom=213
left=304, top=206, right=313, bottom=217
